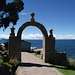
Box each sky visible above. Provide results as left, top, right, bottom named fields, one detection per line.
left=0, top=0, right=75, bottom=39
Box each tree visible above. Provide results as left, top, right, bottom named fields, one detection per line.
left=0, top=0, right=24, bottom=30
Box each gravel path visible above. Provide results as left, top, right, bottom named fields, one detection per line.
left=15, top=52, right=63, bottom=75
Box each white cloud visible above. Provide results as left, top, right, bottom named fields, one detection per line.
left=22, top=34, right=75, bottom=39
left=20, top=12, right=30, bottom=15
left=54, top=35, right=75, bottom=39
left=0, top=34, right=9, bottom=39
left=0, top=34, right=75, bottom=39
left=22, top=34, right=43, bottom=39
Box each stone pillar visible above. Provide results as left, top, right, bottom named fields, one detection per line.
left=30, top=12, right=35, bottom=21
left=9, top=26, right=21, bottom=62
left=48, top=29, right=55, bottom=53
left=43, top=36, right=48, bottom=62
left=49, top=29, right=53, bottom=37
left=44, top=29, right=55, bottom=63
left=10, top=26, right=15, bottom=37
left=43, top=36, right=49, bottom=62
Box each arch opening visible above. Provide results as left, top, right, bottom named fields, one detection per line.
left=21, top=26, right=43, bottom=52
left=17, top=22, right=48, bottom=39
left=16, top=21, right=48, bottom=62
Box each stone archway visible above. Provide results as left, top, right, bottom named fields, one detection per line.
left=9, top=12, right=55, bottom=63
left=17, top=21, right=48, bottom=39
left=16, top=12, right=49, bottom=62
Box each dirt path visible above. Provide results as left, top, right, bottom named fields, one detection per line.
left=15, top=52, right=63, bottom=75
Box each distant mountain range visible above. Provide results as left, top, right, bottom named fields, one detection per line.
left=0, top=38, right=8, bottom=40
left=0, top=38, right=8, bottom=43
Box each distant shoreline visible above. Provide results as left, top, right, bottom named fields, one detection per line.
left=1, top=38, right=75, bottom=40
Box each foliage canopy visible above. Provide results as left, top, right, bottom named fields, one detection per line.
left=0, top=0, right=24, bottom=30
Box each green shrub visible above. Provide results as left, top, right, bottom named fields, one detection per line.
left=0, top=44, right=19, bottom=74
left=9, top=58, right=19, bottom=67
left=0, top=58, right=3, bottom=67
left=68, top=59, right=75, bottom=66
left=4, top=62, right=12, bottom=68
left=0, top=55, right=3, bottom=59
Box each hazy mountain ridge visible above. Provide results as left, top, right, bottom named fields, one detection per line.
left=0, top=38, right=8, bottom=43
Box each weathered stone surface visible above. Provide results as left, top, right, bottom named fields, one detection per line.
left=9, top=36, right=21, bottom=62
left=9, top=13, right=66, bottom=64
left=17, top=22, right=48, bottom=38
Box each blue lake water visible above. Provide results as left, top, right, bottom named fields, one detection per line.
left=25, top=40, right=75, bottom=60
left=0, top=39, right=75, bottom=60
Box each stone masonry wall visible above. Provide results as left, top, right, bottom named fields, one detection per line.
left=9, top=36, right=21, bottom=62
left=44, top=37, right=55, bottom=62
left=8, top=13, right=67, bottom=64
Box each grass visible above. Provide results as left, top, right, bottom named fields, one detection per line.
left=57, top=68, right=75, bottom=75
left=32, top=52, right=75, bottom=75
left=49, top=63, right=75, bottom=75
left=32, top=53, right=41, bottom=59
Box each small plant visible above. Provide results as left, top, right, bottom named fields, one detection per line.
left=9, top=58, right=19, bottom=67
left=0, top=55, right=12, bottom=75
left=0, top=44, right=17, bottom=74
left=68, top=58, right=75, bottom=67
left=9, top=58, right=19, bottom=74
left=0, top=56, right=3, bottom=67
